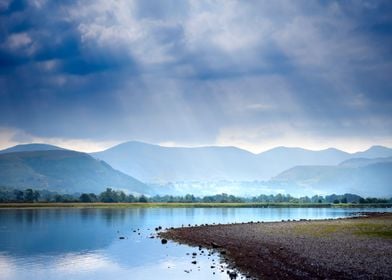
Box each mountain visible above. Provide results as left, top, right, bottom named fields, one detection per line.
left=0, top=143, right=64, bottom=154
left=255, top=147, right=350, bottom=179
left=272, top=161, right=392, bottom=197
left=92, top=141, right=392, bottom=182
left=353, top=145, right=392, bottom=158
left=91, top=141, right=261, bottom=182
left=339, top=156, right=392, bottom=168
left=0, top=150, right=150, bottom=194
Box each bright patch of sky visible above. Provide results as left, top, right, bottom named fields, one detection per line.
left=1, top=0, right=391, bottom=152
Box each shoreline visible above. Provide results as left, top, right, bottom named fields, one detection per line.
left=159, top=213, right=392, bottom=279
left=0, top=202, right=391, bottom=209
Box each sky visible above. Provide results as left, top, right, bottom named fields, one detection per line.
left=0, top=0, right=391, bottom=153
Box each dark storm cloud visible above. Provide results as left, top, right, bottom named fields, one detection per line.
left=0, top=0, right=391, bottom=149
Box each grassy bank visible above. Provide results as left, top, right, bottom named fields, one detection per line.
left=1, top=202, right=391, bottom=209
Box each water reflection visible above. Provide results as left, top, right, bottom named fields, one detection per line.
left=0, top=207, right=390, bottom=280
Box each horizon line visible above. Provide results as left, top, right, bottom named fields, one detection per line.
left=1, top=140, right=391, bottom=155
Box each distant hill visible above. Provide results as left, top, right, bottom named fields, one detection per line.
left=92, top=141, right=262, bottom=182
left=0, top=150, right=150, bottom=194
left=339, top=156, right=392, bottom=168
left=1, top=141, right=390, bottom=197
left=272, top=161, right=392, bottom=197
left=0, top=143, right=64, bottom=154
left=353, top=145, right=392, bottom=158
left=255, top=147, right=350, bottom=179
left=91, top=141, right=392, bottom=182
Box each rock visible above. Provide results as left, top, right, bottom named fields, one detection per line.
left=228, top=271, right=238, bottom=279
left=161, top=239, right=168, bottom=244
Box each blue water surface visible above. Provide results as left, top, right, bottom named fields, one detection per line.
left=0, top=207, right=390, bottom=280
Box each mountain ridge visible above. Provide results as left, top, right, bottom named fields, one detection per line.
left=0, top=149, right=150, bottom=194
left=272, top=161, right=392, bottom=197
left=91, top=141, right=392, bottom=182
left=0, top=143, right=65, bottom=154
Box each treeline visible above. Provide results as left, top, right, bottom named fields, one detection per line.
left=0, top=187, right=149, bottom=203
left=0, top=187, right=391, bottom=204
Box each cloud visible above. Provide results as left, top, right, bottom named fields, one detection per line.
left=0, top=0, right=391, bottom=151
left=0, top=126, right=118, bottom=152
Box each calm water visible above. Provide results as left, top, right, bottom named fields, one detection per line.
left=0, top=207, right=390, bottom=280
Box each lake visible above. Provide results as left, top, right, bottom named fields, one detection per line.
left=0, top=207, right=390, bottom=280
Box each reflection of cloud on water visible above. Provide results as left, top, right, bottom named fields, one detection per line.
left=0, top=251, right=236, bottom=280
left=0, top=254, right=17, bottom=280
left=54, top=252, right=115, bottom=273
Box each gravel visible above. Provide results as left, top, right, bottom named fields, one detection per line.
left=160, top=213, right=392, bottom=279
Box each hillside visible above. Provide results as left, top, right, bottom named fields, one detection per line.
left=272, top=161, right=392, bottom=197
left=0, top=150, right=150, bottom=194
left=0, top=143, right=64, bottom=154
left=92, top=141, right=392, bottom=182
left=339, top=156, right=392, bottom=168
left=91, top=141, right=262, bottom=182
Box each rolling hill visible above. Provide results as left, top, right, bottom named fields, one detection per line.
left=338, top=156, right=392, bottom=168
left=0, top=149, right=150, bottom=194
left=0, top=143, right=64, bottom=154
left=91, top=141, right=262, bottom=182
left=1, top=141, right=391, bottom=197
left=271, top=159, right=392, bottom=197
left=91, top=141, right=392, bottom=182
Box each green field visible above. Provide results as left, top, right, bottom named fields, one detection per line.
left=291, top=215, right=392, bottom=239
left=1, top=202, right=391, bottom=209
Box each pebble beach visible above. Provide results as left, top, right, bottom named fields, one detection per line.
left=160, top=213, right=392, bottom=279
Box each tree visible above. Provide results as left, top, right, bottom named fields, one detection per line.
left=24, top=189, right=33, bottom=202
left=138, top=195, right=148, bottom=203
left=80, top=193, right=93, bottom=202
left=127, top=194, right=136, bottom=202
left=117, top=191, right=127, bottom=202
left=99, top=188, right=118, bottom=202
left=54, top=194, right=63, bottom=202
left=14, top=190, right=24, bottom=202
left=340, top=197, right=347, bottom=204
left=184, top=194, right=195, bottom=203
